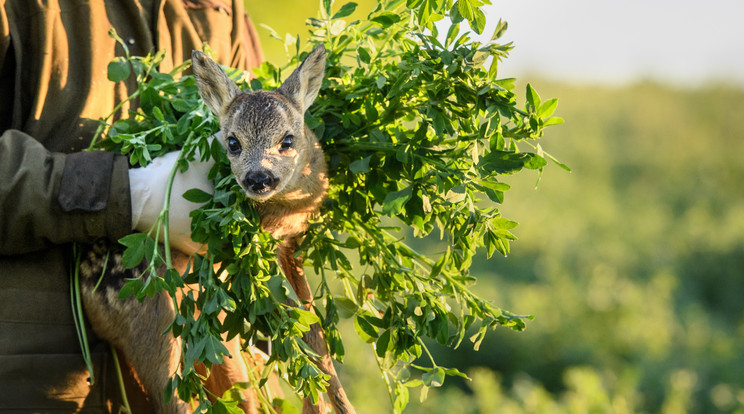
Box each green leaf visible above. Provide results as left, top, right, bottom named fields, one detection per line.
left=212, top=398, right=243, bottom=414
left=354, top=315, right=379, bottom=343
left=376, top=75, right=387, bottom=89
left=371, top=12, right=402, bottom=27
left=526, top=83, right=542, bottom=110
left=538, top=98, right=559, bottom=118
left=494, top=77, right=516, bottom=91
left=449, top=3, right=464, bottom=24
left=545, top=151, right=571, bottom=171
left=357, top=46, right=371, bottom=64
left=118, top=233, right=147, bottom=268
left=479, top=150, right=546, bottom=174
left=376, top=329, right=392, bottom=357
left=443, top=367, right=469, bottom=379
left=163, top=268, right=183, bottom=290
left=491, top=217, right=519, bottom=230
left=471, top=7, right=486, bottom=34
left=491, top=19, right=508, bottom=40
left=204, top=335, right=229, bottom=364
left=182, top=188, right=213, bottom=203
left=430, top=248, right=450, bottom=278
left=544, top=116, right=565, bottom=126
left=185, top=337, right=207, bottom=366
left=335, top=296, right=359, bottom=318
left=172, top=99, right=196, bottom=113
left=382, top=186, right=413, bottom=215
left=394, top=382, right=409, bottom=413
left=349, top=156, right=371, bottom=174
left=444, top=184, right=467, bottom=203
left=118, top=278, right=143, bottom=299
left=163, top=377, right=177, bottom=405
left=332, top=2, right=357, bottom=19
left=478, top=180, right=511, bottom=192
left=151, top=106, right=165, bottom=122
left=321, top=0, right=332, bottom=18
left=271, top=398, right=299, bottom=414
left=295, top=308, right=320, bottom=327
left=220, top=381, right=249, bottom=401
left=422, top=367, right=445, bottom=387
left=419, top=385, right=429, bottom=402
left=445, top=23, right=460, bottom=48
left=107, top=57, right=130, bottom=82
left=267, top=274, right=289, bottom=303
left=524, top=153, right=548, bottom=170
left=469, top=325, right=488, bottom=350
left=457, top=0, right=474, bottom=21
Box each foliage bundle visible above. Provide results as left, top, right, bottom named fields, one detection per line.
left=92, top=0, right=563, bottom=411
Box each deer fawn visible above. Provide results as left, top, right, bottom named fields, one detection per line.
left=80, top=45, right=355, bottom=414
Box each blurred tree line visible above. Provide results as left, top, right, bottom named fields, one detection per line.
left=246, top=2, right=744, bottom=413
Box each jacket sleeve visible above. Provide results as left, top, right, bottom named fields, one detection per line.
left=0, top=130, right=132, bottom=255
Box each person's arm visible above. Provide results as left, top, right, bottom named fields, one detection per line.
left=0, top=6, right=131, bottom=255
left=0, top=130, right=132, bottom=255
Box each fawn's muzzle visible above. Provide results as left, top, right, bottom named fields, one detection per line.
left=244, top=170, right=278, bottom=194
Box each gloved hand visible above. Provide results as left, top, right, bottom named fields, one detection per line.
left=129, top=147, right=214, bottom=255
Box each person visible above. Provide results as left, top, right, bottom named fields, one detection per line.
left=0, top=0, right=263, bottom=411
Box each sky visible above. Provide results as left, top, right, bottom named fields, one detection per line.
left=483, top=0, right=744, bottom=86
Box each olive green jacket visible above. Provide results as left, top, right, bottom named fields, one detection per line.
left=0, top=0, right=261, bottom=411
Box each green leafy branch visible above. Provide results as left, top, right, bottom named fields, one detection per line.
left=91, top=0, right=565, bottom=412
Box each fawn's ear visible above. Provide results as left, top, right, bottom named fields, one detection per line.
left=192, top=51, right=242, bottom=117
left=277, top=44, right=326, bottom=113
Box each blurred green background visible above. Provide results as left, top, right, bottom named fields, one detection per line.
left=246, top=2, right=744, bottom=413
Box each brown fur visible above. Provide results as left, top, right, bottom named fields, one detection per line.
left=79, top=45, right=354, bottom=413
left=79, top=241, right=190, bottom=413
left=80, top=240, right=263, bottom=413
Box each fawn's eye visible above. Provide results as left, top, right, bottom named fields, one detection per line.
left=279, top=134, right=295, bottom=152
left=227, top=135, right=242, bottom=155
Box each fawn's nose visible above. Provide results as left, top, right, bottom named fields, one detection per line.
left=244, top=170, right=278, bottom=193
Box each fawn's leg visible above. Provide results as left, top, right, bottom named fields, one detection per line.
left=79, top=241, right=189, bottom=413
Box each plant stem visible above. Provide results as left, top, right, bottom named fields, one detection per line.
left=111, top=345, right=132, bottom=413
left=70, top=243, right=95, bottom=385
left=241, top=351, right=278, bottom=414
left=418, top=337, right=437, bottom=367
left=374, top=353, right=397, bottom=410
left=92, top=249, right=111, bottom=293
left=161, top=133, right=196, bottom=268
left=87, top=91, right=141, bottom=150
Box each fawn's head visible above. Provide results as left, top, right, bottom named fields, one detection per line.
left=192, top=45, right=327, bottom=204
